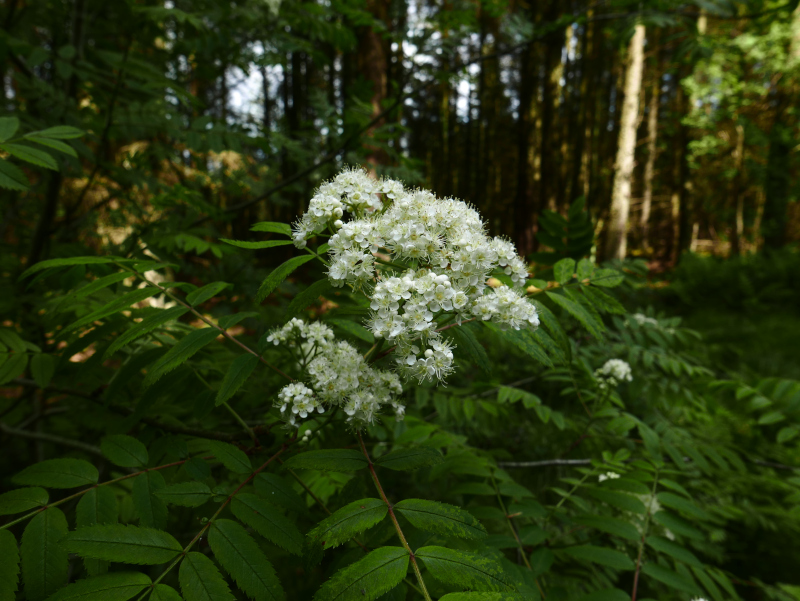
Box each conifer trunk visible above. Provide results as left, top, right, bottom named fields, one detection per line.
left=641, top=33, right=661, bottom=252
left=604, top=24, right=645, bottom=260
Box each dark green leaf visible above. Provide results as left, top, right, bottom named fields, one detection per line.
left=45, top=572, right=152, bottom=601
left=0, top=157, right=29, bottom=190
left=0, top=143, right=58, bottom=170
left=285, top=279, right=336, bottom=321
left=21, top=507, right=69, bottom=601
left=14, top=459, right=99, bottom=489
left=576, top=258, right=595, bottom=280
left=313, top=546, right=409, bottom=601
left=231, top=493, right=304, bottom=555
left=76, top=487, right=118, bottom=576
left=61, top=524, right=182, bottom=565
left=583, top=286, right=626, bottom=315
left=584, top=488, right=646, bottom=514
left=26, top=136, right=77, bottom=158
left=30, top=353, right=56, bottom=388
left=561, top=545, right=634, bottom=570
left=374, top=447, right=443, bottom=471
left=0, top=116, right=20, bottom=142
left=61, top=288, right=160, bottom=336
left=256, top=256, right=315, bottom=302
left=447, top=325, right=491, bottom=372
left=646, top=536, right=703, bottom=567
left=554, top=258, right=576, bottom=284
left=101, top=435, right=149, bottom=468
left=30, top=125, right=84, bottom=139
left=143, top=328, right=220, bottom=387
left=19, top=257, right=135, bottom=281
left=308, top=498, right=387, bottom=550
left=253, top=473, right=305, bottom=510
left=486, top=323, right=553, bottom=368
left=0, top=352, right=29, bottom=385
left=185, top=282, right=231, bottom=306
left=546, top=292, right=605, bottom=338
left=0, top=529, right=20, bottom=600
left=105, top=306, right=189, bottom=358
left=155, top=482, right=212, bottom=507
left=282, top=449, right=368, bottom=472
left=572, top=515, right=640, bottom=541
left=179, top=552, right=236, bottom=601
left=590, top=269, right=624, bottom=288
left=150, top=584, right=185, bottom=601
left=326, top=318, right=375, bottom=343
left=220, top=239, right=293, bottom=250
left=652, top=511, right=704, bottom=541
left=132, top=471, right=167, bottom=529
left=576, top=589, right=630, bottom=601
left=394, top=499, right=486, bottom=540
left=641, top=563, right=701, bottom=594
left=209, top=519, right=284, bottom=601
left=415, top=546, right=515, bottom=592
left=0, top=487, right=48, bottom=515
left=250, top=222, right=292, bottom=236
left=218, top=312, right=259, bottom=329
left=207, top=441, right=252, bottom=474
left=215, top=354, right=259, bottom=406
left=656, top=492, right=710, bottom=520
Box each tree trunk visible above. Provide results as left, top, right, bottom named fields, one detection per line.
left=604, top=24, right=645, bottom=261
left=356, top=0, right=390, bottom=169
left=640, top=32, right=661, bottom=252
left=730, top=123, right=746, bottom=255
left=514, top=40, right=537, bottom=255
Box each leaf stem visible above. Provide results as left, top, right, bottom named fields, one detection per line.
left=357, top=432, right=433, bottom=601
left=222, top=402, right=259, bottom=447
left=631, top=468, right=660, bottom=601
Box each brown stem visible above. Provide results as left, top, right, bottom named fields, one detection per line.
left=357, top=432, right=433, bottom=601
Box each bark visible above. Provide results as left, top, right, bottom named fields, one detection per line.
left=514, top=40, right=537, bottom=255
left=730, top=123, right=746, bottom=255
left=540, top=1, right=562, bottom=212
left=640, top=32, right=661, bottom=251
left=604, top=24, right=645, bottom=260
left=356, top=0, right=390, bottom=169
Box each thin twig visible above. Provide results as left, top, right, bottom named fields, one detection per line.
left=0, top=422, right=104, bottom=457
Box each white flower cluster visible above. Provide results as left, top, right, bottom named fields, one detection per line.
left=598, top=471, right=621, bottom=483
left=631, top=313, right=659, bottom=327
left=292, top=168, right=539, bottom=383
left=594, top=358, right=633, bottom=390
left=269, top=319, right=404, bottom=427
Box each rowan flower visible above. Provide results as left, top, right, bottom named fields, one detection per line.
left=594, top=359, right=633, bottom=390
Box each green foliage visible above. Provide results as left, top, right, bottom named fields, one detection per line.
left=313, top=547, right=409, bottom=601
left=230, top=494, right=304, bottom=555
left=282, top=450, right=369, bottom=472
left=415, top=546, right=516, bottom=592
left=0, top=529, right=20, bottom=599
left=14, top=459, right=98, bottom=489
left=179, top=552, right=236, bottom=601
left=61, top=524, right=182, bottom=565
left=373, top=447, right=444, bottom=471
left=100, top=435, right=149, bottom=468
left=0, top=487, right=48, bottom=515
left=393, top=499, right=487, bottom=540
left=44, top=572, right=152, bottom=601
left=21, top=508, right=69, bottom=601
left=307, top=498, right=387, bottom=550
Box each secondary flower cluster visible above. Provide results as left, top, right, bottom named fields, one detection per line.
left=268, top=319, right=404, bottom=427
left=292, top=168, right=539, bottom=383
left=594, top=358, right=633, bottom=390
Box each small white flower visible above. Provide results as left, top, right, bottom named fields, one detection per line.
left=598, top=471, right=621, bottom=483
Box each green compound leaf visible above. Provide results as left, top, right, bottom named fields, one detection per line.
left=150, top=584, right=184, bottom=601
left=220, top=238, right=293, bottom=250
left=285, top=278, right=336, bottom=321
left=0, top=351, right=28, bottom=385
left=652, top=510, right=704, bottom=541
left=572, top=515, right=640, bottom=541
left=646, top=535, right=703, bottom=568
left=576, top=258, right=595, bottom=280
left=143, top=327, right=220, bottom=388
left=208, top=519, right=285, bottom=601
left=14, top=458, right=99, bottom=489
left=582, top=286, right=626, bottom=315
left=30, top=353, right=56, bottom=388
left=179, top=552, right=236, bottom=601
left=0, top=529, right=20, bottom=600
left=256, top=255, right=315, bottom=302
left=60, top=288, right=160, bottom=337
left=101, top=434, right=149, bottom=468
left=0, top=487, right=49, bottom=515
left=447, top=324, right=491, bottom=372
left=231, top=493, right=304, bottom=555
left=307, top=498, right=387, bottom=550
left=155, top=481, right=212, bottom=508
left=30, top=125, right=84, bottom=139
left=394, top=499, right=487, bottom=540
left=215, top=354, right=259, bottom=406
left=546, top=291, right=605, bottom=339
left=26, top=136, right=78, bottom=158
left=282, top=449, right=369, bottom=472
left=250, top=221, right=292, bottom=236
left=56, top=272, right=129, bottom=309
left=105, top=306, right=189, bottom=358
left=18, top=256, right=135, bottom=281
left=62, top=524, right=182, bottom=565
left=589, top=268, right=624, bottom=288
left=575, top=589, right=631, bottom=601
left=641, top=563, right=702, bottom=595
left=44, top=572, right=152, bottom=601
left=561, top=545, right=634, bottom=570
left=374, top=447, right=444, bottom=471
left=218, top=312, right=260, bottom=329
left=313, top=546, right=409, bottom=601
left=584, top=488, right=646, bottom=514
left=656, top=492, right=710, bottom=521
left=185, top=281, right=231, bottom=306
left=206, top=441, right=252, bottom=474
left=439, top=594, right=528, bottom=601
left=486, top=323, right=553, bottom=368
left=0, top=157, right=29, bottom=190
left=0, top=142, right=58, bottom=170
left=76, top=487, right=118, bottom=577
left=0, top=116, right=20, bottom=141
left=553, top=258, right=576, bottom=284
left=21, top=507, right=69, bottom=601
left=253, top=473, right=304, bottom=510
left=132, top=471, right=167, bottom=529
left=415, top=546, right=515, bottom=592
left=326, top=318, right=375, bottom=343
